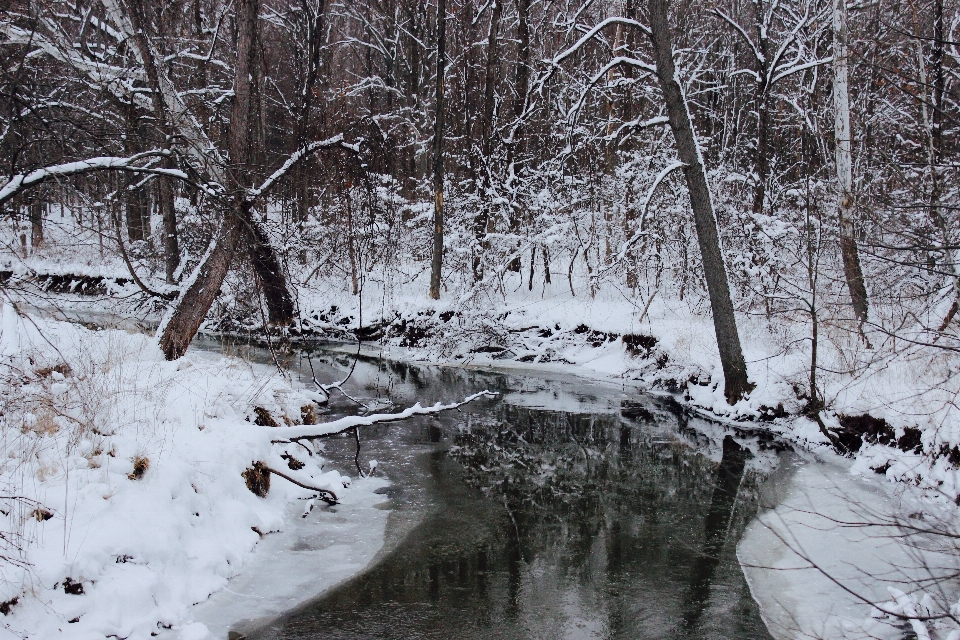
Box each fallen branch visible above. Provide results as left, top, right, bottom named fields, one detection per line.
left=268, top=390, right=499, bottom=441
left=260, top=465, right=338, bottom=505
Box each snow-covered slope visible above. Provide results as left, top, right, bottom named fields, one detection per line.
left=0, top=302, right=388, bottom=640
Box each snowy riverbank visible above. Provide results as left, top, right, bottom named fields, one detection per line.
left=5, top=279, right=960, bottom=639
left=0, top=303, right=390, bottom=640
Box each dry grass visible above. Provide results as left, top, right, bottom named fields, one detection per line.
left=127, top=456, right=149, bottom=481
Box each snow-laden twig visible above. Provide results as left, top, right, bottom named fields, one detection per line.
left=595, top=160, right=683, bottom=277
left=271, top=391, right=499, bottom=440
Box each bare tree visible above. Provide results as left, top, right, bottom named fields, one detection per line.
left=833, top=0, right=870, bottom=328
left=429, top=0, right=447, bottom=300
left=647, top=0, right=752, bottom=403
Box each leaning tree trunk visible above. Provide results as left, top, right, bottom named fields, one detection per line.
left=125, top=0, right=290, bottom=320
left=648, top=0, right=751, bottom=403
left=159, top=0, right=259, bottom=359
left=832, top=0, right=869, bottom=328
left=159, top=207, right=245, bottom=359
left=428, top=0, right=447, bottom=300
left=245, top=221, right=294, bottom=324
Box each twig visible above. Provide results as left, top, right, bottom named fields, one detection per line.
left=261, top=465, right=338, bottom=505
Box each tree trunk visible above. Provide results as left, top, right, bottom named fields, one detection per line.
left=160, top=207, right=246, bottom=359
left=928, top=0, right=959, bottom=331
left=245, top=220, right=294, bottom=324
left=527, top=245, right=535, bottom=290
left=159, top=0, right=260, bottom=359
left=752, top=1, right=770, bottom=215
left=159, top=159, right=180, bottom=283
left=295, top=0, right=327, bottom=225
left=832, top=0, right=869, bottom=327
left=473, top=0, right=503, bottom=282
left=502, top=0, right=532, bottom=275
left=647, top=0, right=751, bottom=403
left=428, top=0, right=447, bottom=300
left=931, top=0, right=944, bottom=161
left=29, top=199, right=43, bottom=249
left=126, top=187, right=146, bottom=242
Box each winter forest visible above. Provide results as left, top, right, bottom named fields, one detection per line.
left=3, top=0, right=960, bottom=638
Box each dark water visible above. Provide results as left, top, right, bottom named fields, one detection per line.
left=201, top=340, right=784, bottom=640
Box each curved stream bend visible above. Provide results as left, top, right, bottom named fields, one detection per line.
left=204, top=341, right=788, bottom=640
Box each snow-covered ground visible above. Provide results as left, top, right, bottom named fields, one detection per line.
left=0, top=301, right=390, bottom=640
left=739, top=450, right=960, bottom=640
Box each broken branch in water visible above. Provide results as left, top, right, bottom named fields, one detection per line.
left=269, top=390, right=499, bottom=442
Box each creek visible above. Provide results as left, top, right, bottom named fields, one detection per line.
left=198, top=339, right=792, bottom=640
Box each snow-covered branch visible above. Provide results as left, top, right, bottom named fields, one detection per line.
left=269, top=391, right=499, bottom=441
left=712, top=9, right=765, bottom=64
left=246, top=135, right=359, bottom=202
left=550, top=17, right=651, bottom=68
left=0, top=151, right=188, bottom=206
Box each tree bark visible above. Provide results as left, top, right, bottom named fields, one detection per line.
left=29, top=199, right=43, bottom=249
left=245, top=220, right=295, bottom=324
left=428, top=0, right=447, bottom=300
left=159, top=0, right=260, bottom=359
left=159, top=207, right=245, bottom=359
left=647, top=0, right=751, bottom=403
left=126, top=187, right=147, bottom=243
left=473, top=0, right=503, bottom=282
left=832, top=0, right=870, bottom=327
left=159, top=158, right=180, bottom=283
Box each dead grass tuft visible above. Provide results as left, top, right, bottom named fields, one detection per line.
left=242, top=462, right=270, bottom=497
left=301, top=404, right=318, bottom=425
left=127, top=456, right=149, bottom=480
left=23, top=411, right=59, bottom=436
left=30, top=508, right=53, bottom=522
left=253, top=407, right=279, bottom=427
left=35, top=363, right=72, bottom=378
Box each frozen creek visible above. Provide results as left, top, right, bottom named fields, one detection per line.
left=186, top=339, right=946, bottom=640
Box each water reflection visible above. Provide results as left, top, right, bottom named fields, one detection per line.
left=209, top=343, right=781, bottom=640
left=682, top=436, right=749, bottom=630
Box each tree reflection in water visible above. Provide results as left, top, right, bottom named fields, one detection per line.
left=249, top=366, right=782, bottom=640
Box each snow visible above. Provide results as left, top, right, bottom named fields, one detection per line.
left=738, top=451, right=960, bottom=640
left=187, top=474, right=390, bottom=639
left=0, top=302, right=391, bottom=640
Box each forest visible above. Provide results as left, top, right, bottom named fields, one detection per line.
left=2, top=0, right=960, bottom=638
